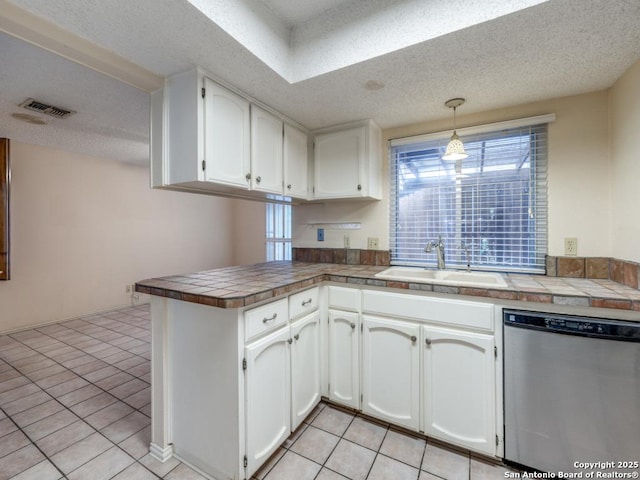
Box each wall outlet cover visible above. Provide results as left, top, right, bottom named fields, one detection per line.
left=564, top=237, right=578, bottom=256
left=367, top=237, right=379, bottom=250
left=317, top=228, right=324, bottom=242
left=343, top=235, right=351, bottom=248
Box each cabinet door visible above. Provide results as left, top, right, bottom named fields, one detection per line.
left=314, top=126, right=365, bottom=199
left=291, top=311, right=321, bottom=430
left=422, top=325, right=496, bottom=455
left=328, top=310, right=360, bottom=409
left=283, top=124, right=308, bottom=199
left=203, top=78, right=250, bottom=188
left=245, top=326, right=291, bottom=477
left=361, top=316, right=420, bottom=430
left=251, top=106, right=283, bottom=194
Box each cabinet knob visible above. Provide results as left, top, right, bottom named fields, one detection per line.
left=256, top=176, right=261, bottom=184
left=350, top=323, right=356, bottom=330
left=411, top=335, right=417, bottom=344
left=294, top=334, right=300, bottom=341
left=287, top=338, right=293, bottom=344
left=262, top=313, right=277, bottom=323
left=425, top=338, right=432, bottom=346
left=287, top=184, right=292, bottom=190
left=245, top=173, right=251, bottom=181
left=357, top=184, right=362, bottom=191
left=301, top=298, right=312, bottom=307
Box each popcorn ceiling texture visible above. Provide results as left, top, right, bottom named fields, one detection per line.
left=3, top=0, right=640, bottom=166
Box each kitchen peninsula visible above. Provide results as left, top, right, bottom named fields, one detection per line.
left=136, top=259, right=640, bottom=480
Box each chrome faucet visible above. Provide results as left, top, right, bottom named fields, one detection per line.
left=460, top=241, right=471, bottom=272
left=424, top=235, right=446, bottom=269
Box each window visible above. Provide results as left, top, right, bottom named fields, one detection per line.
left=266, top=203, right=292, bottom=261
left=389, top=118, right=549, bottom=273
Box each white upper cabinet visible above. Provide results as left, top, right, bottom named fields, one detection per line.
left=151, top=68, right=251, bottom=193
left=151, top=67, right=310, bottom=202
left=313, top=120, right=382, bottom=200
left=283, top=124, right=309, bottom=200
left=203, top=77, right=251, bottom=188
left=250, top=105, right=283, bottom=195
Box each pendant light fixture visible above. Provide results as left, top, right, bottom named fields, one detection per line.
left=442, top=98, right=468, bottom=161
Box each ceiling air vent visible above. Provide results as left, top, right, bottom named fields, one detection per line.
left=19, top=98, right=76, bottom=119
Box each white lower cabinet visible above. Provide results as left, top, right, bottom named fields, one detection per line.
left=328, top=309, right=360, bottom=409
left=156, top=287, right=500, bottom=480
left=422, top=325, right=496, bottom=455
left=244, top=326, right=291, bottom=477
left=361, top=315, right=420, bottom=430
left=290, top=311, right=321, bottom=430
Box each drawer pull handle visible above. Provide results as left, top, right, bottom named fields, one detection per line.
left=294, top=334, right=300, bottom=341
left=425, top=338, right=432, bottom=346
left=350, top=323, right=356, bottom=330
left=262, top=313, right=278, bottom=323
left=410, top=335, right=417, bottom=344
left=301, top=298, right=313, bottom=307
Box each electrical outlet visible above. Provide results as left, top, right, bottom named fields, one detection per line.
left=125, top=284, right=132, bottom=293
left=343, top=235, right=351, bottom=248
left=367, top=237, right=379, bottom=250
left=317, top=228, right=324, bottom=242
left=564, top=237, right=578, bottom=256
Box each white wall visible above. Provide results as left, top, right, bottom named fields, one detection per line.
left=294, top=90, right=611, bottom=258
left=610, top=60, right=640, bottom=263
left=232, top=199, right=267, bottom=265
left=0, top=142, right=262, bottom=332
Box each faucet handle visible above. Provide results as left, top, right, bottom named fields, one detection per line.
left=424, top=241, right=434, bottom=253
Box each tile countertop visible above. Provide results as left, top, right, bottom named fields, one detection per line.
left=135, top=261, right=640, bottom=312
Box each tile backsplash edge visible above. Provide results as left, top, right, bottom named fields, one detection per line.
left=546, top=255, right=639, bottom=289
left=293, top=247, right=390, bottom=266
left=294, top=249, right=639, bottom=290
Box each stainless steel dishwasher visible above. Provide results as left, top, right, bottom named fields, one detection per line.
left=503, top=309, right=640, bottom=474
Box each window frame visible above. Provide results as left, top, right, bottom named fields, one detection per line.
left=265, top=202, right=292, bottom=261
left=389, top=115, right=553, bottom=274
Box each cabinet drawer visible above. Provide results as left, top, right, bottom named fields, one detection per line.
left=245, top=298, right=288, bottom=342
left=362, top=290, right=493, bottom=331
left=289, top=287, right=319, bottom=320
left=328, top=286, right=360, bottom=311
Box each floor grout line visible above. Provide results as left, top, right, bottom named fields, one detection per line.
left=0, top=307, right=162, bottom=479
left=2, top=305, right=513, bottom=480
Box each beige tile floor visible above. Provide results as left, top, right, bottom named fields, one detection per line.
left=0, top=305, right=516, bottom=480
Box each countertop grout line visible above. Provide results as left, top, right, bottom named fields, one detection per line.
left=135, top=262, right=640, bottom=313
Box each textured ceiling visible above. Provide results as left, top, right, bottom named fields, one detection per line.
left=1, top=0, right=639, bottom=165
left=259, top=0, right=350, bottom=26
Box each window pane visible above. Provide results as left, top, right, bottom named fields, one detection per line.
left=265, top=203, right=292, bottom=261
left=390, top=124, right=548, bottom=273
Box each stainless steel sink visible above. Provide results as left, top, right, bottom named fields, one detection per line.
left=374, top=266, right=509, bottom=289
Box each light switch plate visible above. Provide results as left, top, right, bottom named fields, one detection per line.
left=367, top=237, right=379, bottom=250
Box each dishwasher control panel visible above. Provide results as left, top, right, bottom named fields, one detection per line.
left=504, top=309, right=640, bottom=341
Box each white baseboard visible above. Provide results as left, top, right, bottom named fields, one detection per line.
left=149, top=442, right=174, bottom=463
